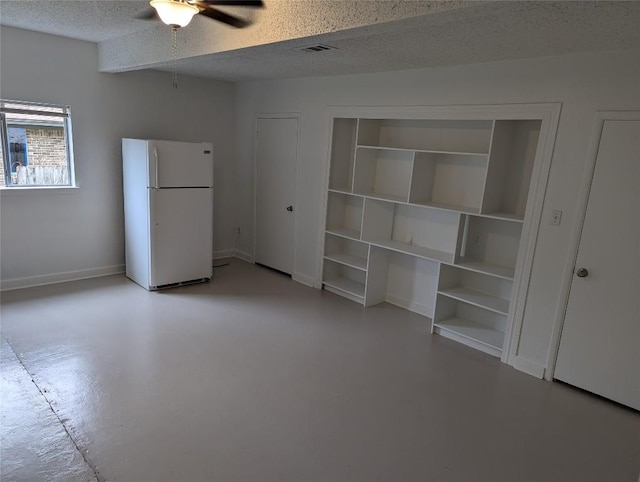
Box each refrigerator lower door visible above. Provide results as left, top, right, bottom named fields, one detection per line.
left=149, top=188, right=213, bottom=288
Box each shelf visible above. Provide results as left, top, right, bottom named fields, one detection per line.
left=324, top=253, right=367, bottom=271
left=478, top=212, right=525, bottom=223
left=370, top=239, right=453, bottom=264
left=328, top=187, right=355, bottom=196
left=454, top=258, right=515, bottom=280
left=357, top=144, right=488, bottom=157
left=323, top=276, right=365, bottom=299
left=438, top=287, right=509, bottom=315
left=326, top=228, right=361, bottom=241
left=357, top=191, right=408, bottom=204
left=410, top=200, right=480, bottom=215
left=434, top=317, right=504, bottom=351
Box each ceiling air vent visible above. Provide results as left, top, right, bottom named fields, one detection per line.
left=297, top=44, right=338, bottom=53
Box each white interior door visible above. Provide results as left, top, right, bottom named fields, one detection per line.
left=255, top=117, right=298, bottom=275
left=555, top=118, right=640, bottom=410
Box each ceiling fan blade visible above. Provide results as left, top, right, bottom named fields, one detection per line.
left=135, top=7, right=159, bottom=20
left=201, top=0, right=264, bottom=7
left=199, top=7, right=251, bottom=28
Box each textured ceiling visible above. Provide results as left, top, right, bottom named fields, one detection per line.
left=0, top=1, right=153, bottom=42
left=1, top=0, right=639, bottom=82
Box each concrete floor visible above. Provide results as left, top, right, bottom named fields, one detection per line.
left=0, top=260, right=638, bottom=482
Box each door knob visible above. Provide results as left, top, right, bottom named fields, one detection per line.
left=576, top=268, right=589, bottom=278
left=286, top=205, right=294, bottom=212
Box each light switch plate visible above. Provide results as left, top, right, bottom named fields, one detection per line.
left=550, top=209, right=563, bottom=226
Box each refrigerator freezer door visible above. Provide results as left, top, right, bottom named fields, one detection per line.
left=148, top=140, right=213, bottom=188
left=149, top=188, right=213, bottom=288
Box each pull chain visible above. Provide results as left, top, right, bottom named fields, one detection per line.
left=171, top=26, right=178, bottom=89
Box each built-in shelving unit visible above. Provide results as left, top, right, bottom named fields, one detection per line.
left=321, top=115, right=542, bottom=358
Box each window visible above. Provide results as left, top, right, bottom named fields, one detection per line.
left=0, top=100, right=75, bottom=188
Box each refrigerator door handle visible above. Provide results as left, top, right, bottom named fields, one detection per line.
left=153, top=147, right=159, bottom=187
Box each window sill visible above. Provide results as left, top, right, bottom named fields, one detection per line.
left=0, top=186, right=79, bottom=196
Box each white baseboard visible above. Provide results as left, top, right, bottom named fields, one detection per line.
left=292, top=272, right=315, bottom=288
left=514, top=355, right=546, bottom=379
left=213, top=250, right=234, bottom=260
left=385, top=294, right=433, bottom=318
left=434, top=325, right=503, bottom=358
left=1, top=264, right=125, bottom=292
left=233, top=250, right=253, bottom=262
left=323, top=284, right=365, bottom=305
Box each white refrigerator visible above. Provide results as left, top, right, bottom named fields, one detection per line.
left=122, top=138, right=214, bottom=290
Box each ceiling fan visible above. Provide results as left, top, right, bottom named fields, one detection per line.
left=138, top=0, right=265, bottom=29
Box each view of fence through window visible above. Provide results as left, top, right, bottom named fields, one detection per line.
left=0, top=100, right=74, bottom=187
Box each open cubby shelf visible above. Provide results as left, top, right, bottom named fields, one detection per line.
left=353, top=147, right=413, bottom=202
left=324, top=233, right=369, bottom=271
left=434, top=318, right=505, bottom=352
left=438, top=287, right=510, bottom=315
left=325, top=191, right=364, bottom=240
left=322, top=115, right=542, bottom=358
left=454, top=258, right=516, bottom=280
left=324, top=253, right=367, bottom=271
left=323, top=259, right=366, bottom=301
left=323, top=276, right=365, bottom=299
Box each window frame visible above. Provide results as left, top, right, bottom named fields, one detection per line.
left=0, top=99, right=76, bottom=188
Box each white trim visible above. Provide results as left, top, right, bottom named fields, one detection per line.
left=314, top=109, right=338, bottom=287
left=293, top=272, right=316, bottom=288
left=320, top=103, right=562, bottom=369
left=213, top=250, right=234, bottom=260
left=0, top=186, right=79, bottom=196
left=323, top=284, right=364, bottom=305
left=233, top=249, right=253, bottom=263
left=0, top=264, right=125, bottom=291
left=545, top=110, right=640, bottom=381
left=325, top=103, right=562, bottom=122
left=252, top=113, right=301, bottom=276
left=514, top=355, right=546, bottom=379
left=433, top=325, right=502, bottom=358
left=505, top=105, right=562, bottom=365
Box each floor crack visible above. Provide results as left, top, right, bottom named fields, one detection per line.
left=4, top=338, right=106, bottom=482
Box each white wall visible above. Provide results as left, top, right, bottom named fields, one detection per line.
left=0, top=27, right=237, bottom=288
left=234, top=49, right=640, bottom=372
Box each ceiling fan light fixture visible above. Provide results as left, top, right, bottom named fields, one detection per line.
left=150, top=0, right=199, bottom=28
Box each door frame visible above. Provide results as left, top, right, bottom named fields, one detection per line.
left=252, top=112, right=301, bottom=276
left=547, top=110, right=640, bottom=381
